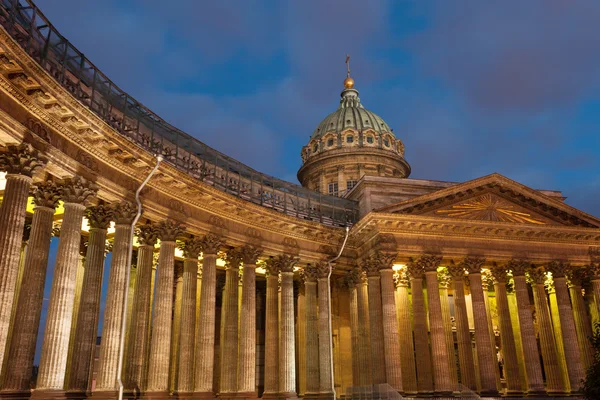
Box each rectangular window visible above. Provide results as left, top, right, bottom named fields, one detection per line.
left=346, top=180, right=357, bottom=191
left=328, top=182, right=338, bottom=196
left=346, top=135, right=354, bottom=143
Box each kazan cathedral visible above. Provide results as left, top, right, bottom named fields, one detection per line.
left=0, top=2, right=599, bottom=400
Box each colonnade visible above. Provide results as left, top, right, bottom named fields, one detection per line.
left=0, top=144, right=597, bottom=399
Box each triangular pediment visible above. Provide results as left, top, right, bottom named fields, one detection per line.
left=376, top=173, right=600, bottom=228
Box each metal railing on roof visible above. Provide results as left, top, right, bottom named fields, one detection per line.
left=0, top=0, right=358, bottom=226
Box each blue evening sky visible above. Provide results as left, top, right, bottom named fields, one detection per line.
left=32, top=0, right=600, bottom=361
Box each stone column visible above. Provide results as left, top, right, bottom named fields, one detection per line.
left=447, top=263, right=477, bottom=392
left=362, top=257, right=386, bottom=385
left=0, top=182, right=60, bottom=393
left=462, top=257, right=498, bottom=396
left=170, top=264, right=184, bottom=393
left=32, top=177, right=97, bottom=398
left=355, top=272, right=372, bottom=387
left=377, top=253, right=403, bottom=393
left=262, top=259, right=280, bottom=399
left=421, top=255, right=452, bottom=395
left=93, top=202, right=137, bottom=398
left=237, top=246, right=262, bottom=399
left=125, top=224, right=158, bottom=393
left=344, top=270, right=361, bottom=388
left=506, top=260, right=545, bottom=394
left=437, top=270, right=459, bottom=392
left=591, top=262, right=600, bottom=325
left=219, top=249, right=242, bottom=398
left=393, top=270, right=417, bottom=395
left=176, top=238, right=203, bottom=396
left=0, top=144, right=46, bottom=373
left=296, top=283, right=306, bottom=398
left=528, top=266, right=567, bottom=394
left=547, top=261, right=585, bottom=392
left=303, top=264, right=320, bottom=399
left=194, top=234, right=223, bottom=398
left=568, top=267, right=594, bottom=371
left=65, top=246, right=86, bottom=390
left=406, top=261, right=433, bottom=395
left=277, top=255, right=298, bottom=400
left=146, top=220, right=183, bottom=398
left=490, top=265, right=522, bottom=395
left=315, top=262, right=334, bottom=398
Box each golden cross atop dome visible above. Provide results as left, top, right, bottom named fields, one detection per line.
left=344, top=54, right=355, bottom=88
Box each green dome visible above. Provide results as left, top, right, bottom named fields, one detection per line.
left=311, top=88, right=395, bottom=140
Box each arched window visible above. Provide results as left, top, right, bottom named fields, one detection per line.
left=313, top=143, right=318, bottom=153
left=384, top=138, right=390, bottom=147
left=346, top=135, right=354, bottom=144
left=327, top=138, right=334, bottom=147
left=366, top=136, right=374, bottom=144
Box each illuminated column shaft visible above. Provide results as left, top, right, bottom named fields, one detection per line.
left=125, top=224, right=157, bottom=391
left=278, top=256, right=298, bottom=399
left=347, top=280, right=360, bottom=387
left=34, top=177, right=96, bottom=393
left=439, top=280, right=459, bottom=391
left=378, top=257, right=403, bottom=392
left=220, top=255, right=240, bottom=395
left=262, top=261, right=279, bottom=398
left=177, top=239, right=202, bottom=394
left=95, top=204, right=137, bottom=393
left=304, top=266, right=319, bottom=397
left=147, top=220, right=182, bottom=394
left=69, top=205, right=111, bottom=392
left=448, top=265, right=476, bottom=391
left=169, top=266, right=184, bottom=392
left=296, top=286, right=306, bottom=397
left=193, top=234, right=222, bottom=396
left=422, top=257, right=452, bottom=394
left=355, top=276, right=372, bottom=386
left=569, top=278, right=594, bottom=370
left=317, top=263, right=334, bottom=397
left=529, top=267, right=566, bottom=394
left=363, top=259, right=386, bottom=384
left=510, top=266, right=545, bottom=394
left=0, top=143, right=46, bottom=374
left=406, top=262, right=433, bottom=394
left=1, top=183, right=58, bottom=391
left=237, top=246, right=261, bottom=396
left=395, top=274, right=417, bottom=395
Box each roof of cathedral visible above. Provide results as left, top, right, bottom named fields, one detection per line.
left=311, top=80, right=395, bottom=140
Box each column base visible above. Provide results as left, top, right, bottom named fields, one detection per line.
left=142, top=392, right=170, bottom=400
left=89, top=391, right=118, bottom=400
left=30, top=390, right=68, bottom=400
left=316, top=393, right=334, bottom=400
left=191, top=392, right=216, bottom=400
left=525, top=389, right=547, bottom=397
left=415, top=391, right=434, bottom=397
left=65, top=392, right=89, bottom=400
left=277, top=393, right=297, bottom=400
left=173, top=393, right=193, bottom=400
left=260, top=393, right=279, bottom=400
left=234, top=392, right=258, bottom=400
left=478, top=389, right=500, bottom=397
left=0, top=391, right=33, bottom=400
left=504, top=389, right=525, bottom=397
left=121, top=391, right=144, bottom=400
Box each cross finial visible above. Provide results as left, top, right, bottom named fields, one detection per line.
left=345, top=54, right=351, bottom=77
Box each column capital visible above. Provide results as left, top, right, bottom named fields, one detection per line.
left=343, top=268, right=361, bottom=288
left=490, top=264, right=508, bottom=284
left=507, top=258, right=531, bottom=276
left=225, top=248, right=244, bottom=270
left=461, top=256, right=485, bottom=274
left=175, top=262, right=184, bottom=279
left=481, top=269, right=494, bottom=291
left=199, top=233, right=223, bottom=255
left=276, top=254, right=299, bottom=273
left=418, top=254, right=442, bottom=272
left=377, top=251, right=397, bottom=270
left=59, top=176, right=98, bottom=205
left=239, top=245, right=262, bottom=264
left=546, top=260, right=570, bottom=278
left=303, top=264, right=319, bottom=283
left=567, top=266, right=590, bottom=288
left=393, top=270, right=409, bottom=288
left=447, top=261, right=466, bottom=281
left=156, top=219, right=184, bottom=242
left=137, top=223, right=158, bottom=246
left=0, top=143, right=47, bottom=177
left=86, top=204, right=114, bottom=230
left=179, top=237, right=203, bottom=259
left=31, top=181, right=61, bottom=209
left=437, top=268, right=451, bottom=288
left=112, top=201, right=137, bottom=225
left=316, top=261, right=330, bottom=279
left=527, top=266, right=547, bottom=285
left=362, top=256, right=379, bottom=277
left=406, top=259, right=424, bottom=279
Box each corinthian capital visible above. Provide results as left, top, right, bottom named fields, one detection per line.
left=406, top=259, right=424, bottom=279
left=461, top=256, right=485, bottom=274
left=507, top=259, right=530, bottom=277
left=0, top=143, right=47, bottom=177
left=490, top=264, right=508, bottom=284
left=418, top=254, right=442, bottom=273
left=276, top=254, right=299, bottom=273
left=137, top=223, right=158, bottom=246
left=59, top=176, right=98, bottom=205
left=546, top=260, right=570, bottom=279
left=199, top=233, right=223, bottom=255
left=239, top=245, right=262, bottom=264
left=362, top=256, right=379, bottom=277
left=527, top=266, right=547, bottom=285
left=156, top=220, right=184, bottom=242
left=342, top=268, right=361, bottom=289
left=316, top=261, right=330, bottom=279
left=112, top=201, right=137, bottom=225
left=179, top=237, right=203, bottom=259
left=303, top=264, right=319, bottom=283
left=225, top=248, right=244, bottom=269
left=86, top=204, right=113, bottom=230
left=264, top=257, right=280, bottom=277
left=31, top=181, right=61, bottom=209
left=377, top=251, right=397, bottom=270
left=447, top=261, right=466, bottom=281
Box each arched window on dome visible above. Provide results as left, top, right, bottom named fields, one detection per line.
left=327, top=138, right=334, bottom=147
left=313, top=143, right=319, bottom=153
left=346, top=135, right=354, bottom=144
left=366, top=135, right=374, bottom=144
left=383, top=138, right=390, bottom=147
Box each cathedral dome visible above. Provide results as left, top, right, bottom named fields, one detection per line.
left=311, top=87, right=395, bottom=140
left=298, top=72, right=411, bottom=196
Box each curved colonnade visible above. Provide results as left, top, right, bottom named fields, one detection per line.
left=0, top=2, right=599, bottom=400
